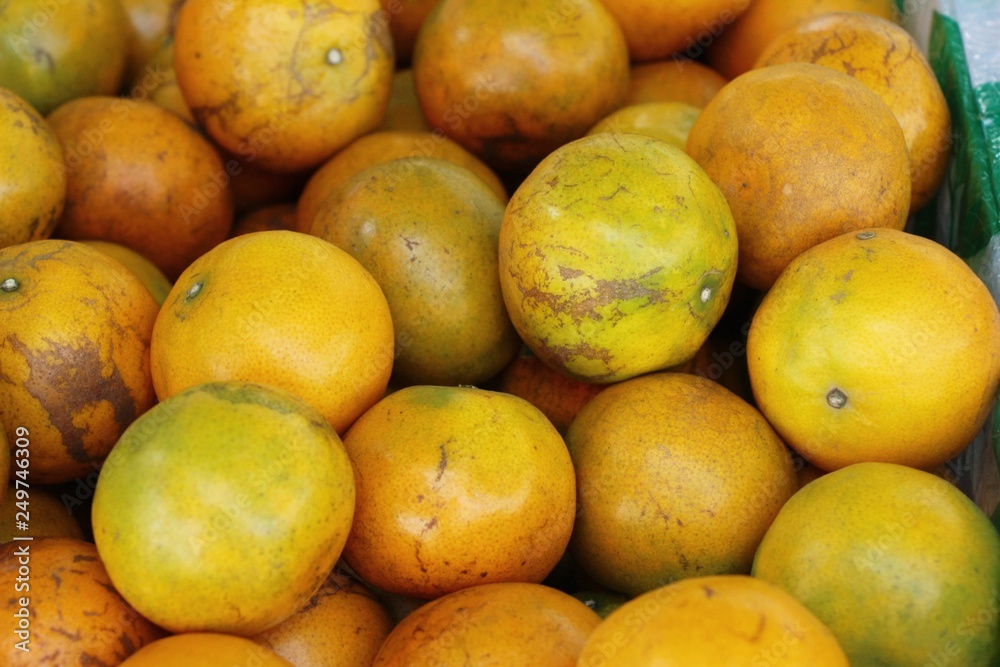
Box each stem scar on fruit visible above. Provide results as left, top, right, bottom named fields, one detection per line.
left=827, top=388, right=848, bottom=409
left=856, top=230, right=877, bottom=240
left=0, top=278, right=19, bottom=292
left=326, top=48, right=344, bottom=66
left=700, top=286, right=713, bottom=303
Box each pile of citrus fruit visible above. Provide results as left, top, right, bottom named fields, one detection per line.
left=1, top=0, right=999, bottom=665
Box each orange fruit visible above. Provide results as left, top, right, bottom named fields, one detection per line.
left=686, top=63, right=910, bottom=290
left=0, top=240, right=158, bottom=484
left=372, top=582, right=601, bottom=666
left=747, top=228, right=1000, bottom=471
left=173, top=0, right=394, bottom=173
left=48, top=96, right=234, bottom=280
left=499, top=133, right=737, bottom=383
left=311, top=157, right=519, bottom=386
left=231, top=203, right=299, bottom=237
left=0, top=0, right=128, bottom=115
left=297, top=130, right=507, bottom=231
left=121, top=634, right=294, bottom=667
left=252, top=570, right=394, bottom=667
left=120, top=0, right=183, bottom=81
left=150, top=231, right=395, bottom=434
left=0, top=87, right=65, bottom=249
left=755, top=12, right=951, bottom=213
left=0, top=538, right=162, bottom=665
left=496, top=345, right=605, bottom=434
left=753, top=462, right=1000, bottom=666
left=377, top=68, right=431, bottom=132
left=80, top=240, right=173, bottom=306
left=0, top=485, right=83, bottom=543
left=413, top=0, right=630, bottom=174
left=587, top=101, right=701, bottom=151
left=597, top=0, right=753, bottom=62
left=92, top=381, right=356, bottom=635
left=566, top=372, right=797, bottom=596
left=627, top=59, right=728, bottom=108
left=341, top=385, right=576, bottom=599
left=704, top=0, right=898, bottom=79
left=381, top=0, right=439, bottom=63
left=577, top=575, right=849, bottom=666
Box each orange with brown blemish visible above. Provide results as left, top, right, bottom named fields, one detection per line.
left=755, top=11, right=951, bottom=214
left=686, top=63, right=911, bottom=290
left=173, top=0, right=394, bottom=173
left=80, top=240, right=173, bottom=307
left=412, top=0, right=630, bottom=174
left=48, top=96, right=234, bottom=280
left=0, top=538, right=162, bottom=666
left=372, top=582, right=600, bottom=666
left=342, top=385, right=576, bottom=600
left=0, top=240, right=158, bottom=484
left=704, top=0, right=898, bottom=79
left=567, top=372, right=798, bottom=596
left=0, top=87, right=65, bottom=250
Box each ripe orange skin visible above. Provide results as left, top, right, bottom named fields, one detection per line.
left=496, top=346, right=605, bottom=434
left=755, top=12, right=951, bottom=214
left=93, top=382, right=356, bottom=635
left=627, top=59, right=729, bottom=108
left=231, top=203, right=299, bottom=237
left=174, top=0, right=394, bottom=173
left=598, top=0, right=753, bottom=62
left=754, top=463, right=1000, bottom=666
left=567, top=372, right=797, bottom=596
left=0, top=240, right=158, bottom=484
left=151, top=231, right=395, bottom=435
left=342, top=385, right=576, bottom=600
left=577, top=575, right=849, bottom=666
left=0, top=0, right=128, bottom=115
left=413, top=0, right=630, bottom=174
left=311, top=157, right=519, bottom=386
left=80, top=240, right=173, bottom=306
left=686, top=63, right=910, bottom=290
left=377, top=69, right=431, bottom=132
left=0, top=538, right=162, bottom=665
left=381, top=0, right=439, bottom=64
left=121, top=634, right=294, bottom=667
left=252, top=571, right=394, bottom=667
left=48, top=96, right=234, bottom=280
left=0, top=485, right=83, bottom=542
left=747, top=228, right=1000, bottom=471
left=704, top=0, right=897, bottom=79
left=372, top=583, right=601, bottom=666
left=296, top=130, right=507, bottom=232
left=587, top=102, right=701, bottom=151
left=0, top=87, right=65, bottom=249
